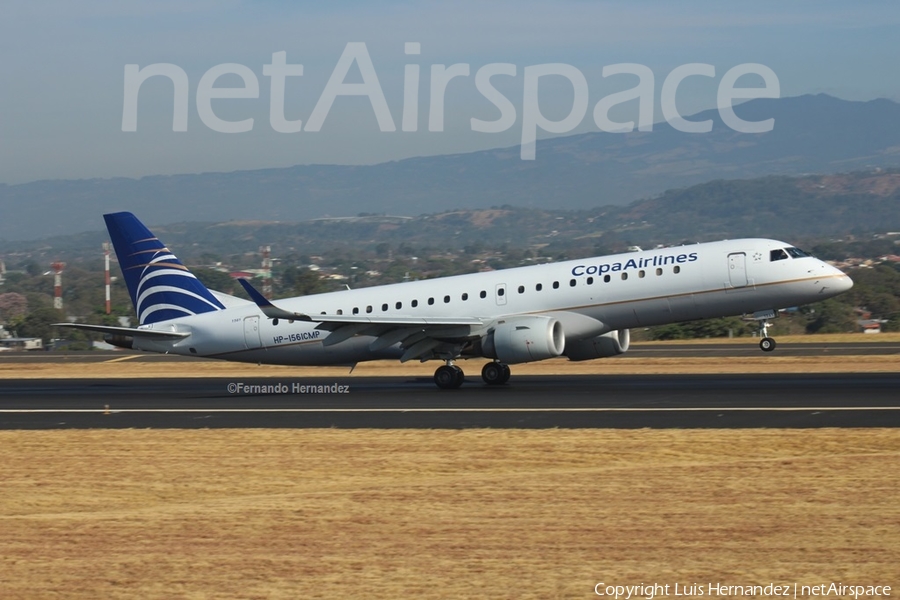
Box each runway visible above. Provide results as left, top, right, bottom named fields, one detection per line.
left=2, top=341, right=899, bottom=364
left=1, top=373, right=898, bottom=429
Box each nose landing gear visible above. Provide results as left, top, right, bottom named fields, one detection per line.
left=758, top=317, right=776, bottom=352
left=745, top=309, right=777, bottom=352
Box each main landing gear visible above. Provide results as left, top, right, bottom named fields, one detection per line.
left=481, top=361, right=511, bottom=386
left=432, top=361, right=512, bottom=389
left=434, top=362, right=465, bottom=389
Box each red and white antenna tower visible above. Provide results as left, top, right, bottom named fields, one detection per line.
left=103, top=242, right=111, bottom=314
left=260, top=246, right=273, bottom=298
left=51, top=261, right=66, bottom=310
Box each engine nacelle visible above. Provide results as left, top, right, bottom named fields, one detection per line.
left=563, top=329, right=630, bottom=361
left=482, top=316, right=565, bottom=364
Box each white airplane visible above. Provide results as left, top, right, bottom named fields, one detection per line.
left=58, top=212, right=853, bottom=389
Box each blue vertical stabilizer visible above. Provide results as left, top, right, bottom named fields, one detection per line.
left=104, top=212, right=225, bottom=324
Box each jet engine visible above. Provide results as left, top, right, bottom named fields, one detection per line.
left=563, top=329, right=630, bottom=361
left=481, top=316, right=565, bottom=364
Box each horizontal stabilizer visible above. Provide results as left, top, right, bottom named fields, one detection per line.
left=53, top=323, right=190, bottom=338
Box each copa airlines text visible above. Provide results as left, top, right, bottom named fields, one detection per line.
left=58, top=213, right=853, bottom=389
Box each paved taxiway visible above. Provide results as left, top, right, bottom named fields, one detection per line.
left=0, top=373, right=897, bottom=429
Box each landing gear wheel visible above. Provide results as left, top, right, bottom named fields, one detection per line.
left=481, top=362, right=507, bottom=385
left=434, top=364, right=464, bottom=389
left=499, top=363, right=511, bottom=384
left=756, top=316, right=776, bottom=353
left=759, top=337, right=776, bottom=352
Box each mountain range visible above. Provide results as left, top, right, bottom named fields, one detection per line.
left=1, top=93, right=899, bottom=241
left=3, top=169, right=899, bottom=268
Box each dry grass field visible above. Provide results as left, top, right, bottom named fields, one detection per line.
left=1, top=336, right=897, bottom=598
left=1, top=429, right=898, bottom=599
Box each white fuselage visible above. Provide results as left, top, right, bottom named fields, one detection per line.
left=132, top=238, right=852, bottom=365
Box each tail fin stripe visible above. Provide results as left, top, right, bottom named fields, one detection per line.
left=125, top=263, right=190, bottom=272
left=129, top=248, right=170, bottom=257
left=135, top=269, right=203, bottom=296
left=137, top=286, right=223, bottom=316
left=139, top=304, right=196, bottom=324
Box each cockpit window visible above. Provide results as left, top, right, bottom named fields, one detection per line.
left=785, top=247, right=810, bottom=258
left=770, top=249, right=789, bottom=261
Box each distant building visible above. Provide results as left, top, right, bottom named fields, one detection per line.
left=858, top=319, right=887, bottom=334
left=0, top=337, right=43, bottom=351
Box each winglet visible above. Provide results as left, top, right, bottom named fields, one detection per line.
left=238, top=279, right=310, bottom=322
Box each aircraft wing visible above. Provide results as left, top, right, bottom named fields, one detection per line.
left=238, top=279, right=485, bottom=361
left=53, top=323, right=190, bottom=338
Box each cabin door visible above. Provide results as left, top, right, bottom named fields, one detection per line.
left=728, top=252, right=748, bottom=288
left=243, top=316, right=262, bottom=349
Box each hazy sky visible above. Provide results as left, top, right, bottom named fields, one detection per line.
left=1, top=0, right=898, bottom=184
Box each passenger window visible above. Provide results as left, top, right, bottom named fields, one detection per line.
left=337, top=309, right=343, bottom=315
left=518, top=285, right=525, bottom=294
left=395, top=302, right=402, bottom=310
left=604, top=274, right=611, bottom=283
left=480, top=290, right=487, bottom=299
left=587, top=277, right=594, bottom=285
left=366, top=305, right=373, bottom=313
left=770, top=249, right=789, bottom=261
left=656, top=268, right=663, bottom=276
left=462, top=293, right=468, bottom=301
left=553, top=281, right=560, bottom=289
left=382, top=303, right=388, bottom=312
left=639, top=270, right=645, bottom=278
left=498, top=288, right=505, bottom=297
left=621, top=272, right=628, bottom=280
left=674, top=266, right=681, bottom=274
left=536, top=283, right=543, bottom=291
left=569, top=279, right=576, bottom=287
left=428, top=297, right=435, bottom=305
left=412, top=299, right=418, bottom=308
left=444, top=295, right=450, bottom=303
left=352, top=307, right=359, bottom=315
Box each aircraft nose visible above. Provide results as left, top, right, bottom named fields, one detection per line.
left=836, top=273, right=854, bottom=292
left=827, top=262, right=853, bottom=292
